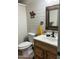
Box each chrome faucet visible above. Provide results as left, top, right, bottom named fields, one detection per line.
left=51, top=31, right=55, bottom=37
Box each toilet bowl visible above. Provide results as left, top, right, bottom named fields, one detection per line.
left=18, top=41, right=32, bottom=50
left=18, top=33, right=35, bottom=49
left=18, top=33, right=35, bottom=58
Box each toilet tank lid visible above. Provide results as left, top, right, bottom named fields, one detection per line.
left=28, top=33, right=36, bottom=36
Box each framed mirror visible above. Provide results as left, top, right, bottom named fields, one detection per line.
left=46, top=4, right=60, bottom=30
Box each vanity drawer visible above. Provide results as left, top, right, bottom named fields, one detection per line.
left=34, top=46, right=44, bottom=58
left=34, top=40, right=57, bottom=55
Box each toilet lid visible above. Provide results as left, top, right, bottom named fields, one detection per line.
left=18, top=42, right=32, bottom=49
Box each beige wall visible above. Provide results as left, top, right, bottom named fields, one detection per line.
left=22, top=0, right=59, bottom=33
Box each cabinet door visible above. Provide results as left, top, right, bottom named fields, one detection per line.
left=34, top=46, right=44, bottom=59
left=35, top=55, right=43, bottom=59
left=46, top=52, right=57, bottom=59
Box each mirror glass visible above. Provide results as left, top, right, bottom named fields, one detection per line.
left=49, top=9, right=59, bottom=26
left=46, top=4, right=59, bottom=30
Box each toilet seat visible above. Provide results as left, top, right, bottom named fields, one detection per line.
left=18, top=42, right=32, bottom=50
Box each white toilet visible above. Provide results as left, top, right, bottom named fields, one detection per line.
left=18, top=33, right=36, bottom=58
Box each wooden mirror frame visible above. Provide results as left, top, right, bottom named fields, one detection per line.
left=46, top=4, right=60, bottom=30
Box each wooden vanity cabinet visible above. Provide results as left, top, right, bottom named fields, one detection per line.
left=34, top=40, right=57, bottom=59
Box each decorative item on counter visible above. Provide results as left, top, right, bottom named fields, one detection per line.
left=46, top=34, right=50, bottom=37
left=46, top=32, right=51, bottom=37
left=36, top=21, right=44, bottom=36
left=30, top=11, right=36, bottom=18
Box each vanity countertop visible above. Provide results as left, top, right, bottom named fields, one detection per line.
left=34, top=35, right=58, bottom=47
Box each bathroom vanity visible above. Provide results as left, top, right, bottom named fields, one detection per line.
left=34, top=4, right=59, bottom=59
left=34, top=35, right=58, bottom=59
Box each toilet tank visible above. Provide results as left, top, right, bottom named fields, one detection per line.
left=28, top=33, right=36, bottom=42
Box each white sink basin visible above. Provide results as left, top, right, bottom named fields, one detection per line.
left=34, top=34, right=58, bottom=46
left=43, top=35, right=58, bottom=41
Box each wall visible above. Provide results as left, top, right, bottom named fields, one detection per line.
left=22, top=0, right=59, bottom=33
left=18, top=3, right=27, bottom=44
